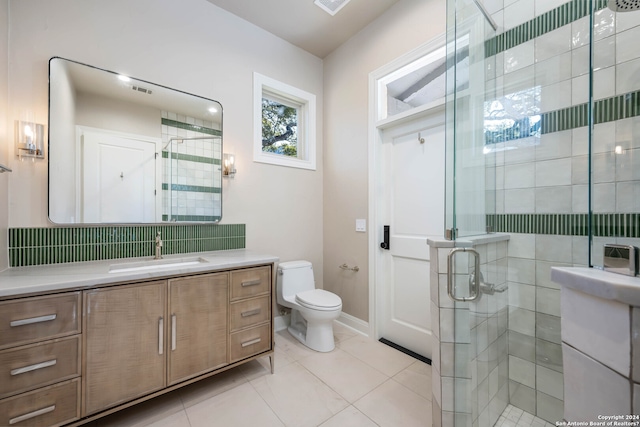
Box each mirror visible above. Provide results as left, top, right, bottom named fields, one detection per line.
left=48, top=57, right=223, bottom=224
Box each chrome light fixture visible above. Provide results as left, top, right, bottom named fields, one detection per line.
left=15, top=116, right=45, bottom=161
left=223, top=153, right=236, bottom=178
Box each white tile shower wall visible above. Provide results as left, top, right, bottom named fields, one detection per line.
left=429, top=239, right=509, bottom=427
left=486, top=0, right=640, bottom=422
left=162, top=111, right=222, bottom=220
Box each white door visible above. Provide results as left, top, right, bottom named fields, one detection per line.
left=377, top=111, right=445, bottom=359
left=81, top=129, right=158, bottom=223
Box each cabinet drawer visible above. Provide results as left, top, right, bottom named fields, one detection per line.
left=230, top=296, right=270, bottom=332
left=0, top=336, right=81, bottom=399
left=229, top=323, right=271, bottom=363
left=230, top=266, right=271, bottom=300
left=0, top=293, right=81, bottom=350
left=0, top=378, right=80, bottom=427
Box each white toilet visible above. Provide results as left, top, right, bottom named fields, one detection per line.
left=276, top=260, right=342, bottom=352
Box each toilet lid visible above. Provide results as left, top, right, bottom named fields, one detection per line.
left=295, top=289, right=342, bottom=309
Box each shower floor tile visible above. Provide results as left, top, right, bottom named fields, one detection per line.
left=495, top=405, right=555, bottom=427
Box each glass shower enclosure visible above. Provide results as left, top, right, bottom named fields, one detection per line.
left=438, top=0, right=640, bottom=426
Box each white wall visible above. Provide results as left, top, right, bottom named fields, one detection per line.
left=6, top=0, right=324, bottom=281
left=322, top=0, right=445, bottom=321
left=0, top=0, right=8, bottom=271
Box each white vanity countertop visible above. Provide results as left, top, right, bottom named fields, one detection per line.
left=551, top=266, right=640, bottom=306
left=0, top=249, right=279, bottom=298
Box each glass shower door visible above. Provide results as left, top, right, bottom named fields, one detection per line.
left=445, top=0, right=507, bottom=426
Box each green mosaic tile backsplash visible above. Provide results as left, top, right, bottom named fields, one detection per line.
left=9, top=224, right=245, bottom=267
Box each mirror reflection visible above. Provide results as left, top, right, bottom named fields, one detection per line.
left=48, top=57, right=223, bottom=224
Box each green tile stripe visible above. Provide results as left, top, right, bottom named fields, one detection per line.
left=484, top=0, right=608, bottom=58
left=162, top=118, right=222, bottom=137
left=163, top=215, right=222, bottom=222
left=487, top=214, right=640, bottom=237
left=161, top=183, right=221, bottom=194
left=540, top=89, right=640, bottom=134
left=8, top=224, right=245, bottom=267
left=161, top=150, right=221, bottom=165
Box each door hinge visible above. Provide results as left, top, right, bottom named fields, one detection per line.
left=445, top=228, right=457, bottom=240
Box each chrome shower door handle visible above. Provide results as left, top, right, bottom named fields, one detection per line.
left=446, top=247, right=481, bottom=302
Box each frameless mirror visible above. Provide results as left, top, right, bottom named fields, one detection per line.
left=48, top=57, right=223, bottom=224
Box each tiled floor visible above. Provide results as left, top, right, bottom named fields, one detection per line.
left=495, top=405, right=556, bottom=427
left=84, top=322, right=432, bottom=427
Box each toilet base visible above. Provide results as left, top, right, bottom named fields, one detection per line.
left=287, top=310, right=336, bottom=353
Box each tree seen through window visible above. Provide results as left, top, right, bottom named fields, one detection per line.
left=261, top=98, right=298, bottom=157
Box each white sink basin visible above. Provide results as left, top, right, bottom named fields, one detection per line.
left=109, top=257, right=208, bottom=273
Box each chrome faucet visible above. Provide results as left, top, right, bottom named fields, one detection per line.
left=155, top=231, right=163, bottom=260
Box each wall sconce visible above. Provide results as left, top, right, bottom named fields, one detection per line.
left=223, top=153, right=237, bottom=178
left=15, top=119, right=45, bottom=161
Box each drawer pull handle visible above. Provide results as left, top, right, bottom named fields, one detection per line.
left=9, top=405, right=56, bottom=425
left=241, top=338, right=261, bottom=348
left=241, top=279, right=261, bottom=287
left=10, top=314, right=57, bottom=327
left=171, top=314, right=177, bottom=351
left=241, top=309, right=261, bottom=318
left=11, top=359, right=57, bottom=376
left=158, top=317, right=164, bottom=355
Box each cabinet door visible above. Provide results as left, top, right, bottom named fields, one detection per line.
left=168, top=273, right=228, bottom=385
left=83, top=281, right=166, bottom=415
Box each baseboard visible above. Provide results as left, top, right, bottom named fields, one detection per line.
left=275, top=312, right=369, bottom=337
left=274, top=313, right=290, bottom=332
left=335, top=312, right=369, bottom=337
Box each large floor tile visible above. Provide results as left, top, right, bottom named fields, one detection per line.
left=83, top=392, right=187, bottom=427
left=179, top=365, right=249, bottom=409
left=393, top=360, right=433, bottom=401
left=318, top=405, right=379, bottom=427
left=332, top=321, right=359, bottom=344
left=275, top=330, right=318, bottom=361
left=251, top=362, right=349, bottom=427
left=355, top=379, right=432, bottom=427
left=339, top=335, right=416, bottom=376
left=234, top=348, right=292, bottom=382
left=186, top=382, right=284, bottom=427
left=298, top=348, right=388, bottom=403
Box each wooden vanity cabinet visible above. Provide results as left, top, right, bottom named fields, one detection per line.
left=0, top=262, right=274, bottom=426
left=167, top=272, right=228, bottom=385
left=0, top=293, right=82, bottom=426
left=83, top=281, right=167, bottom=415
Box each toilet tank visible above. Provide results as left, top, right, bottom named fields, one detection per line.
left=277, top=260, right=315, bottom=303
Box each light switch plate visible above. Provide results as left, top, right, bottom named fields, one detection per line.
left=356, top=219, right=366, bottom=232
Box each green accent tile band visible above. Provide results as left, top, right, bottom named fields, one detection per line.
left=487, top=214, right=639, bottom=237
left=539, top=89, right=640, bottom=135
left=161, top=150, right=222, bottom=165
left=8, top=224, right=245, bottom=267
left=165, top=215, right=222, bottom=222
left=484, top=0, right=608, bottom=58
left=162, top=118, right=222, bottom=137
left=161, top=183, right=221, bottom=194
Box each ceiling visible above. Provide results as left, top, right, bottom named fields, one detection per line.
left=205, top=0, right=401, bottom=58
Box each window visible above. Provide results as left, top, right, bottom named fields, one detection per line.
left=253, top=73, right=316, bottom=170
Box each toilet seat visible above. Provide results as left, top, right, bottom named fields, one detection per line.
left=295, top=289, right=342, bottom=311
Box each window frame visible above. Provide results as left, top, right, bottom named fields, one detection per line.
left=253, top=72, right=316, bottom=170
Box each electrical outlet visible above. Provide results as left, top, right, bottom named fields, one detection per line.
left=356, top=219, right=366, bottom=232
